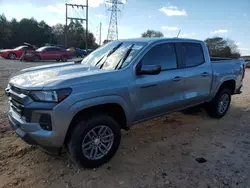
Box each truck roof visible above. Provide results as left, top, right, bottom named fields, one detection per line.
left=117, top=37, right=203, bottom=44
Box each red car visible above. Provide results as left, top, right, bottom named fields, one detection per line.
left=23, top=46, right=72, bottom=62
left=0, top=45, right=35, bottom=60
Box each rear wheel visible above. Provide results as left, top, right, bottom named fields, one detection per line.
left=206, top=88, right=231, bottom=118
left=66, top=114, right=121, bottom=168
left=8, top=53, right=16, bottom=60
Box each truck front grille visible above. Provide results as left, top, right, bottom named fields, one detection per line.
left=10, top=98, right=24, bottom=116
left=7, top=85, right=26, bottom=116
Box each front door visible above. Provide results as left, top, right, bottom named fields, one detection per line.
left=133, top=42, right=186, bottom=122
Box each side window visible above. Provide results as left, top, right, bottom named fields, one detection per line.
left=182, top=43, right=205, bottom=67
left=44, top=48, right=51, bottom=52
left=22, top=47, right=30, bottom=50
left=141, top=43, right=177, bottom=70
left=46, top=48, right=58, bottom=52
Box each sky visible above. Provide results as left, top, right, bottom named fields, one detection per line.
left=0, top=0, right=249, bottom=55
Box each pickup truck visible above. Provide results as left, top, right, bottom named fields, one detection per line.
left=5, top=38, right=245, bottom=168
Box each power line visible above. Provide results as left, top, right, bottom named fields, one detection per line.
left=65, top=1, right=88, bottom=49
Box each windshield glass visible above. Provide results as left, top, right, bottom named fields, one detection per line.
left=81, top=41, right=146, bottom=70
left=36, top=47, right=47, bottom=52
left=14, top=46, right=26, bottom=50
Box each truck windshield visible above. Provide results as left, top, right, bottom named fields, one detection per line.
left=81, top=41, right=146, bottom=70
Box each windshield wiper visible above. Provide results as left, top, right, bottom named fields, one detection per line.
left=99, top=43, right=123, bottom=69
left=94, top=43, right=123, bottom=68
left=94, top=54, right=106, bottom=67
left=107, top=43, right=123, bottom=57
left=115, top=44, right=134, bottom=70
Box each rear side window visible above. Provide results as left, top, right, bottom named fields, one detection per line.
left=141, top=43, right=177, bottom=70
left=182, top=43, right=205, bottom=67
left=46, top=47, right=60, bottom=52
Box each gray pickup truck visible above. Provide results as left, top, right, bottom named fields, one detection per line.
left=6, top=38, right=245, bottom=168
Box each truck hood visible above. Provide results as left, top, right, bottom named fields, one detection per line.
left=9, top=63, right=104, bottom=89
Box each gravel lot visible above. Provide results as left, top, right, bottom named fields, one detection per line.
left=0, top=58, right=250, bottom=188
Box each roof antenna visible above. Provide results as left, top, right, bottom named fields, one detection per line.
left=177, top=30, right=181, bottom=38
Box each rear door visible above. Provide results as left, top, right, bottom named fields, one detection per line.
left=51, top=47, right=63, bottom=60
left=178, top=42, right=213, bottom=106
left=133, top=42, right=187, bottom=121
left=41, top=47, right=60, bottom=60
left=40, top=47, right=52, bottom=60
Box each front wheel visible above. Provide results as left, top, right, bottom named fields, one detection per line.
left=206, top=88, right=231, bottom=118
left=8, top=53, right=16, bottom=60
left=67, top=114, right=121, bottom=168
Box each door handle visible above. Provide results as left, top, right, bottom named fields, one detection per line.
left=201, top=72, right=209, bottom=77
left=172, top=76, right=182, bottom=82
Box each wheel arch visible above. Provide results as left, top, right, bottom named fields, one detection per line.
left=64, top=96, right=130, bottom=144
left=211, top=79, right=236, bottom=99
left=8, top=52, right=17, bottom=59
left=217, top=80, right=236, bottom=94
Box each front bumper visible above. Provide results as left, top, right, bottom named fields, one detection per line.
left=8, top=107, right=64, bottom=155
left=0, top=53, right=8, bottom=59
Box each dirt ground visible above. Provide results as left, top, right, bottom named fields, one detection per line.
left=0, top=58, right=250, bottom=188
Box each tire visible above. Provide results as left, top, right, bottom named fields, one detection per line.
left=66, top=114, right=121, bottom=168
left=206, top=88, right=231, bottom=118
left=32, top=55, right=40, bottom=62
left=8, top=53, right=16, bottom=60
left=61, top=56, right=67, bottom=62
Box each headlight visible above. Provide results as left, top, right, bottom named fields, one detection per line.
left=29, top=88, right=72, bottom=103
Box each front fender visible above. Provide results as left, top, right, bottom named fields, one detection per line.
left=69, top=95, right=131, bottom=125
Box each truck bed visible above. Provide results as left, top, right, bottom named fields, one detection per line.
left=211, top=57, right=239, bottom=62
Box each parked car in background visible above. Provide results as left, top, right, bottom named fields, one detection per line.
left=45, top=43, right=66, bottom=50
left=5, top=38, right=245, bottom=168
left=83, top=49, right=94, bottom=55
left=67, top=47, right=87, bottom=58
left=0, top=43, right=36, bottom=60
left=23, top=46, right=72, bottom=62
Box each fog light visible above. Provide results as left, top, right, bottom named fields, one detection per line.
left=39, top=114, right=52, bottom=131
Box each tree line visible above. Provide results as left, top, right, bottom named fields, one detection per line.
left=0, top=14, right=241, bottom=58
left=0, top=14, right=98, bottom=49
left=141, top=30, right=241, bottom=58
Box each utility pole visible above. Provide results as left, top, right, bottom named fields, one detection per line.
left=65, top=5, right=68, bottom=47
left=86, top=0, right=88, bottom=50
left=106, top=0, right=124, bottom=41
left=99, top=22, right=102, bottom=45
left=65, top=2, right=88, bottom=49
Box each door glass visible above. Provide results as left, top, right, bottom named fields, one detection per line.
left=182, top=43, right=205, bottom=67
left=141, top=43, right=177, bottom=70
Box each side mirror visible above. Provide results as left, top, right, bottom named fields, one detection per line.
left=136, top=64, right=161, bottom=75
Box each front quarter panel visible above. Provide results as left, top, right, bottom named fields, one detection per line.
left=69, top=95, right=131, bottom=125
left=64, top=69, right=135, bottom=126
